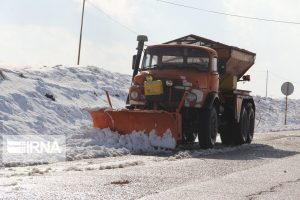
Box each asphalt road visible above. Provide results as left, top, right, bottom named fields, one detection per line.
left=1, top=131, right=300, bottom=200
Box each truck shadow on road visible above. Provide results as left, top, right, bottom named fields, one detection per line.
left=135, top=142, right=299, bottom=162
left=180, top=143, right=300, bottom=161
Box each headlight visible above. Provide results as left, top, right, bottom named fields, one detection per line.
left=145, top=75, right=153, bottom=81
left=166, top=80, right=173, bottom=87
left=130, top=91, right=139, bottom=99
left=186, top=92, right=197, bottom=102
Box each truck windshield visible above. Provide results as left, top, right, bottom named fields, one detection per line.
left=141, top=47, right=209, bottom=71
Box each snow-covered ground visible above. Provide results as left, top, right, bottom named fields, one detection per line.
left=254, top=96, right=300, bottom=132
left=0, top=65, right=299, bottom=166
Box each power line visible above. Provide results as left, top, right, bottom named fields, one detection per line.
left=269, top=71, right=288, bottom=81
left=250, top=70, right=269, bottom=73
left=251, top=70, right=300, bottom=84
left=86, top=0, right=138, bottom=35
left=269, top=71, right=300, bottom=85
left=156, top=0, right=300, bottom=25
left=86, top=0, right=160, bottom=44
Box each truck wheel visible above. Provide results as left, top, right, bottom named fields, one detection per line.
left=246, top=105, right=255, bottom=143
left=220, top=124, right=233, bottom=145
left=219, top=107, right=234, bottom=145
left=183, top=130, right=197, bottom=143
left=234, top=106, right=249, bottom=145
left=199, top=107, right=218, bottom=149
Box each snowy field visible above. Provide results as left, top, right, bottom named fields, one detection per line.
left=0, top=65, right=300, bottom=166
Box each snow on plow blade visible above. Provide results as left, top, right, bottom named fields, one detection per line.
left=89, top=108, right=182, bottom=141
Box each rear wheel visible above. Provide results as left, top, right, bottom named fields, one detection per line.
left=246, top=105, right=255, bottom=143
left=234, top=106, right=249, bottom=145
left=199, top=107, right=218, bottom=149
left=220, top=123, right=234, bottom=145
left=220, top=108, right=234, bottom=145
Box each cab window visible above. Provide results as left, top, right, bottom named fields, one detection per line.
left=212, top=57, right=217, bottom=72
left=141, top=47, right=210, bottom=71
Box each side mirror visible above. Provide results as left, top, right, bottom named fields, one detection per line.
left=218, top=61, right=226, bottom=75
left=132, top=55, right=137, bottom=70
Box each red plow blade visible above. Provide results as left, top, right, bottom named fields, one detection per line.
left=89, top=108, right=182, bottom=141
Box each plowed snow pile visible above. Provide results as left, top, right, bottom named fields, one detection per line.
left=67, top=128, right=175, bottom=161
left=0, top=65, right=299, bottom=165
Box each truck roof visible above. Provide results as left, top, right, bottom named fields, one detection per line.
left=164, top=34, right=256, bottom=79
left=165, top=34, right=255, bottom=55
left=147, top=44, right=218, bottom=57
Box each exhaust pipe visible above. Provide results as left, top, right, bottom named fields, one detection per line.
left=132, top=35, right=148, bottom=81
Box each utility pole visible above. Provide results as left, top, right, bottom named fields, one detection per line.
left=77, top=0, right=86, bottom=65
left=265, top=69, right=269, bottom=97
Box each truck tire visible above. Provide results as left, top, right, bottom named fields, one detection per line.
left=234, top=106, right=249, bottom=145
left=220, top=123, right=233, bottom=145
left=246, top=105, right=255, bottom=143
left=183, top=130, right=197, bottom=143
left=199, top=107, right=218, bottom=149
left=219, top=108, right=234, bottom=145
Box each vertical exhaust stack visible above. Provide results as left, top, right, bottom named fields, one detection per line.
left=132, top=35, right=148, bottom=81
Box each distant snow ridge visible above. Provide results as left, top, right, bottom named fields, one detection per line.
left=254, top=96, right=300, bottom=132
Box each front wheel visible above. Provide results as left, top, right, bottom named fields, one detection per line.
left=183, top=129, right=197, bottom=143
left=199, top=107, right=218, bottom=149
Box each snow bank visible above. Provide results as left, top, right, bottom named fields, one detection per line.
left=0, top=65, right=130, bottom=136
left=0, top=66, right=175, bottom=166
left=254, top=96, right=300, bottom=132
left=0, top=66, right=126, bottom=166
left=0, top=65, right=300, bottom=165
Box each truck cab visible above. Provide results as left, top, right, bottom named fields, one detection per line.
left=129, top=44, right=219, bottom=112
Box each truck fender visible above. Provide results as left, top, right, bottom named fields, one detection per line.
left=235, top=97, right=255, bottom=123
left=244, top=98, right=255, bottom=112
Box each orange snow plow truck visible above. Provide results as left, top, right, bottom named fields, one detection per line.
left=90, top=34, right=256, bottom=148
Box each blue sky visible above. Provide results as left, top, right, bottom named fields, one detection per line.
left=1, top=0, right=300, bottom=98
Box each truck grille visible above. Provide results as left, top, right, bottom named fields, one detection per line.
left=162, top=80, right=184, bottom=108
left=146, top=79, right=185, bottom=108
